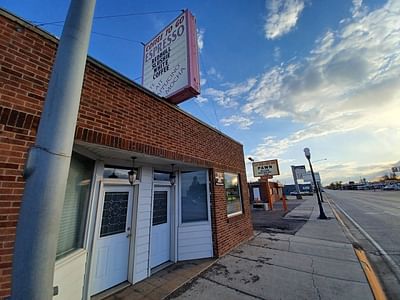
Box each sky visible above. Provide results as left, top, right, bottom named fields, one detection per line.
left=1, top=0, right=399, bottom=185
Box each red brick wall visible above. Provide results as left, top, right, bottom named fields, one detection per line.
left=210, top=169, right=254, bottom=257
left=0, top=11, right=253, bottom=298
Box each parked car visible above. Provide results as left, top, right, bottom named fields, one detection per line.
left=383, top=183, right=400, bottom=190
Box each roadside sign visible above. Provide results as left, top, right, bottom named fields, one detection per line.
left=303, top=171, right=321, bottom=183
left=293, top=165, right=306, bottom=180
left=252, top=159, right=280, bottom=177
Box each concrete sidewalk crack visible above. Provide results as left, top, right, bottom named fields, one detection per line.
left=311, top=258, right=322, bottom=300
left=226, top=253, right=366, bottom=283
left=200, top=276, right=267, bottom=300
left=247, top=242, right=357, bottom=263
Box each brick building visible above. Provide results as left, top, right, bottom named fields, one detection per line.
left=248, top=180, right=285, bottom=210
left=0, top=9, right=253, bottom=299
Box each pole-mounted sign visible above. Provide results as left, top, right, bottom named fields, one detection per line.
left=142, top=10, right=200, bottom=104
left=252, top=159, right=280, bottom=177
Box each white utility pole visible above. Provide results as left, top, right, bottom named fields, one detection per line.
left=11, top=0, right=96, bottom=299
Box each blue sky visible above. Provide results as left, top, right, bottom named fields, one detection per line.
left=2, top=0, right=399, bottom=184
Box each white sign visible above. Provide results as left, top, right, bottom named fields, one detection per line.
left=303, top=171, right=321, bottom=183
left=252, top=159, right=280, bottom=177
left=142, top=10, right=200, bottom=104
left=253, top=187, right=261, bottom=202
left=293, top=165, right=306, bottom=180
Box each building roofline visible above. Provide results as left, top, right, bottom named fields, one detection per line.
left=0, top=8, right=243, bottom=147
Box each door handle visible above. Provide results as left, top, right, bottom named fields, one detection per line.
left=126, top=226, right=131, bottom=238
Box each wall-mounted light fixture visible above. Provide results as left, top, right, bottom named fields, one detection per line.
left=170, top=164, right=176, bottom=186
left=128, top=157, right=137, bottom=185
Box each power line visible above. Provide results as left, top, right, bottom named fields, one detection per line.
left=199, top=54, right=221, bottom=131
left=91, top=30, right=143, bottom=44
left=35, top=23, right=144, bottom=44
left=32, top=9, right=184, bottom=27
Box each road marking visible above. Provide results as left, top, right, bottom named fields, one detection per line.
left=354, top=247, right=387, bottom=300
left=332, top=201, right=400, bottom=283
left=326, top=198, right=388, bottom=300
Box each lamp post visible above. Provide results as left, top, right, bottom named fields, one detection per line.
left=304, top=148, right=327, bottom=219
left=312, top=158, right=326, bottom=202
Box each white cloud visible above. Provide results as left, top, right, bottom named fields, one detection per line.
left=245, top=0, right=400, bottom=156
left=207, top=67, right=223, bottom=80
left=273, top=46, right=281, bottom=62
left=351, top=0, right=365, bottom=18
left=203, top=78, right=257, bottom=108
left=317, top=160, right=399, bottom=183
left=197, top=28, right=205, bottom=53
left=204, top=87, right=238, bottom=108
left=265, top=0, right=305, bottom=39
left=221, top=115, right=253, bottom=130
left=194, top=95, right=208, bottom=104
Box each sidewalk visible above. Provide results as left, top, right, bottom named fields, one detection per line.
left=169, top=196, right=374, bottom=300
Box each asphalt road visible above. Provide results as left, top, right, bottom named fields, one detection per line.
left=325, top=190, right=400, bottom=279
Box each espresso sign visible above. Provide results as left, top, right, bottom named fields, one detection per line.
left=142, top=10, right=200, bottom=104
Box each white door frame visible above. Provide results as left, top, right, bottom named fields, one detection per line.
left=89, top=184, right=134, bottom=295
left=149, top=185, right=174, bottom=270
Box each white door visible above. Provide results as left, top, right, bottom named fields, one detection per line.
left=91, top=186, right=133, bottom=295
left=150, top=187, right=171, bottom=268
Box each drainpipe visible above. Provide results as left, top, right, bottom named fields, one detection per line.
left=11, top=0, right=96, bottom=299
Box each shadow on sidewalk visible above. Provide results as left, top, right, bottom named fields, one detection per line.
left=251, top=197, right=307, bottom=234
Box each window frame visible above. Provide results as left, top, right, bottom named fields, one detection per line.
left=179, top=169, right=211, bottom=226
left=224, top=172, right=243, bottom=218
left=56, top=152, right=94, bottom=260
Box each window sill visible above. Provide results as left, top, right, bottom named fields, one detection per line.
left=227, top=211, right=243, bottom=218
left=227, top=211, right=244, bottom=223
left=55, top=248, right=87, bottom=269
left=180, top=220, right=210, bottom=227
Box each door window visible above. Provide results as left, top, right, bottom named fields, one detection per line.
left=152, top=191, right=168, bottom=225
left=100, top=192, right=129, bottom=237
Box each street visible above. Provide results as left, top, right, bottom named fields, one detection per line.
left=326, top=190, right=400, bottom=298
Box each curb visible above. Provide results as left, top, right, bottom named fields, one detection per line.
left=353, top=247, right=387, bottom=300
left=326, top=197, right=387, bottom=300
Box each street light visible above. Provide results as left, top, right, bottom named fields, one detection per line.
left=304, top=148, right=327, bottom=219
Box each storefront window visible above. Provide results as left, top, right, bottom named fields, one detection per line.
left=56, top=153, right=93, bottom=259
left=224, top=173, right=243, bottom=216
left=181, top=170, right=208, bottom=223
left=153, top=170, right=172, bottom=181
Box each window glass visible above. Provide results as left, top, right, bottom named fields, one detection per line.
left=153, top=171, right=172, bottom=181
left=181, top=170, right=208, bottom=223
left=152, top=191, right=168, bottom=225
left=224, top=173, right=243, bottom=216
left=103, top=167, right=129, bottom=179
left=100, top=192, right=129, bottom=237
left=57, top=153, right=93, bottom=259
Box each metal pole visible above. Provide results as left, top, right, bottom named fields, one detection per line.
left=318, top=181, right=324, bottom=202
left=291, top=166, right=302, bottom=199
left=265, top=176, right=273, bottom=210
left=11, top=1, right=96, bottom=299
left=307, top=158, right=327, bottom=219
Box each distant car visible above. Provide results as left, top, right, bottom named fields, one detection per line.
left=383, top=183, right=400, bottom=190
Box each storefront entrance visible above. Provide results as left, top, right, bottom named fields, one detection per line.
left=90, top=185, right=134, bottom=295
left=150, top=186, right=171, bottom=268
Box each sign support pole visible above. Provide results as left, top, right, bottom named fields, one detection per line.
left=291, top=166, right=303, bottom=199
